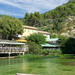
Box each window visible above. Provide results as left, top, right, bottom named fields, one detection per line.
left=36, top=31, right=37, bottom=33
left=25, top=29, right=26, bottom=32
left=28, top=29, right=29, bottom=32
left=32, top=30, right=34, bottom=33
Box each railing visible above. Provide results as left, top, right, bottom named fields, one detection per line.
left=0, top=47, right=25, bottom=52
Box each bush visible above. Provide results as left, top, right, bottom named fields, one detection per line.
left=54, top=53, right=59, bottom=56
left=59, top=54, right=75, bottom=59
left=18, top=54, right=40, bottom=58
left=42, top=50, right=50, bottom=55
left=49, top=50, right=61, bottom=54
left=18, top=55, right=24, bottom=58
left=67, top=27, right=72, bottom=31
left=25, top=51, right=29, bottom=54
left=42, top=50, right=62, bottom=55
left=57, top=50, right=62, bottom=54
left=51, top=50, right=58, bottom=53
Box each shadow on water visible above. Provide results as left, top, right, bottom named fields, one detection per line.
left=60, top=61, right=75, bottom=66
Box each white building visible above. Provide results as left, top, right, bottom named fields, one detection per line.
left=38, top=31, right=50, bottom=39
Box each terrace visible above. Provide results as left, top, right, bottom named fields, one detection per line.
left=0, top=40, right=28, bottom=57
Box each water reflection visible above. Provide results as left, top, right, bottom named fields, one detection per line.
left=0, top=58, right=27, bottom=66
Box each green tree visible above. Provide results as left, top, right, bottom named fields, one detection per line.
left=34, top=12, right=41, bottom=19
left=24, top=12, right=41, bottom=27
left=62, top=11, right=67, bottom=17
left=24, top=12, right=30, bottom=19
left=53, top=19, right=61, bottom=32
left=58, top=34, right=68, bottom=46
left=0, top=15, right=24, bottom=39
left=28, top=13, right=40, bottom=26
left=25, top=33, right=46, bottom=45
left=61, top=37, right=75, bottom=54
left=24, top=12, right=30, bottom=24
left=27, top=41, right=42, bottom=54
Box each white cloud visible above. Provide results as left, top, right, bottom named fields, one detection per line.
left=0, top=0, right=69, bottom=17
left=0, top=9, right=24, bottom=17
left=0, top=0, right=21, bottom=8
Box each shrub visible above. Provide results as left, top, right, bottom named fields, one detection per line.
left=54, top=53, right=59, bottom=56
left=49, top=50, right=61, bottom=54
left=59, top=54, right=75, bottom=59
left=25, top=51, right=29, bottom=54
left=67, top=27, right=72, bottom=31
left=18, top=54, right=40, bottom=58
left=42, top=50, right=50, bottom=55
left=18, top=55, right=24, bottom=58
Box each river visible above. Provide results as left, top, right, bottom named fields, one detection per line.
left=0, top=57, right=75, bottom=75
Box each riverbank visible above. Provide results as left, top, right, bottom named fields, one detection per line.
left=0, top=54, right=75, bottom=60
left=18, top=54, right=75, bottom=59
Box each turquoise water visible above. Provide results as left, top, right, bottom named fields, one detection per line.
left=0, top=57, right=75, bottom=75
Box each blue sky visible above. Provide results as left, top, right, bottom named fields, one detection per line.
left=0, top=0, right=69, bottom=18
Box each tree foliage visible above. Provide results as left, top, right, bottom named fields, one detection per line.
left=0, top=15, right=24, bottom=38
left=18, top=0, right=75, bottom=33
left=42, top=1, right=75, bottom=19
left=61, top=37, right=75, bottom=54
left=27, top=41, right=42, bottom=54
left=25, top=33, right=46, bottom=45
left=24, top=12, right=41, bottom=26
left=57, top=34, right=75, bottom=54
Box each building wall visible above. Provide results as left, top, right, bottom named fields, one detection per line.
left=38, top=31, right=50, bottom=39
left=22, top=28, right=38, bottom=37
left=43, top=34, right=50, bottom=39
left=18, top=26, right=50, bottom=39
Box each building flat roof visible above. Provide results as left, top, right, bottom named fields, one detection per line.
left=41, top=44, right=60, bottom=47
left=46, top=38, right=60, bottom=41
left=0, top=42, right=25, bottom=45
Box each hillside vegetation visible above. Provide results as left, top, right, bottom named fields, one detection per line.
left=0, top=0, right=74, bottom=36
left=42, top=0, right=75, bottom=19
left=18, top=0, right=75, bottom=36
